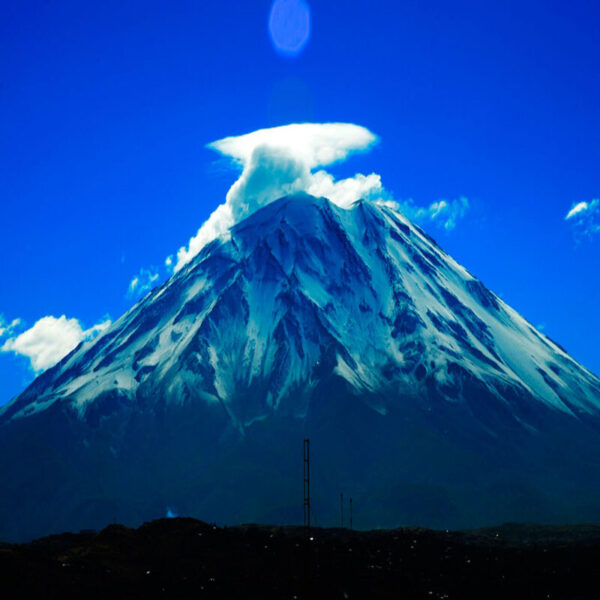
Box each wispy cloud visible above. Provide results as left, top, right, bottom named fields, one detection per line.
left=0, top=316, right=21, bottom=339
left=565, top=199, right=600, bottom=239
left=128, top=268, right=159, bottom=298
left=384, top=197, right=470, bottom=231
left=1, top=315, right=111, bottom=373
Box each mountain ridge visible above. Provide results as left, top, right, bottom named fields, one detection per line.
left=3, top=194, right=598, bottom=427
left=1, top=194, right=600, bottom=542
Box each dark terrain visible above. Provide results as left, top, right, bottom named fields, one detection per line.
left=2, top=517, right=600, bottom=599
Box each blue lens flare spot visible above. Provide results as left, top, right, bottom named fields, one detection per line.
left=269, top=0, right=311, bottom=57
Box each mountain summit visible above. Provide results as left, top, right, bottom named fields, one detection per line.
left=1, top=194, right=600, bottom=541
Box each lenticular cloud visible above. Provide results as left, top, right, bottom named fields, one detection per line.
left=173, top=123, right=381, bottom=271
left=210, top=123, right=376, bottom=169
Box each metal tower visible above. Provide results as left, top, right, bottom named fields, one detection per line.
left=303, top=438, right=310, bottom=531
left=349, top=497, right=353, bottom=530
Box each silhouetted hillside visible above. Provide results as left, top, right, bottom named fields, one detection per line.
left=2, top=517, right=600, bottom=599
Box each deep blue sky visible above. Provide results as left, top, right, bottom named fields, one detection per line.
left=1, top=0, right=599, bottom=404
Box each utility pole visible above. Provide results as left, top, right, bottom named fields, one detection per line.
left=340, top=492, right=344, bottom=528
left=303, top=439, right=310, bottom=532
left=349, top=497, right=353, bottom=530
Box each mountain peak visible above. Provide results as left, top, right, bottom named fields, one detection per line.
left=1, top=193, right=600, bottom=540
left=4, top=194, right=598, bottom=426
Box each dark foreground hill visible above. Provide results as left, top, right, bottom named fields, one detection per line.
left=2, top=517, right=600, bottom=599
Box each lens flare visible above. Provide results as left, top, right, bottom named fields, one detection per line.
left=268, top=0, right=311, bottom=56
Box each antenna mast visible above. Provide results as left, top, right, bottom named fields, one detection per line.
left=303, top=439, right=310, bottom=532
left=349, top=497, right=353, bottom=530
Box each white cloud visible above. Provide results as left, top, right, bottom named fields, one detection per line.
left=172, top=123, right=470, bottom=271
left=429, top=197, right=470, bottom=230
left=307, top=170, right=384, bottom=208
left=1, top=315, right=111, bottom=373
left=128, top=268, right=159, bottom=298
left=565, top=201, right=590, bottom=221
left=0, top=316, right=21, bottom=338
left=209, top=123, right=376, bottom=171
left=174, top=123, right=379, bottom=271
left=565, top=199, right=600, bottom=238
left=381, top=197, right=470, bottom=231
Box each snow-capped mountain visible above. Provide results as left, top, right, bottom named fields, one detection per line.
left=1, top=194, right=600, bottom=541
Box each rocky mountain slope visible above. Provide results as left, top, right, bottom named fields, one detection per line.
left=1, top=194, right=599, bottom=542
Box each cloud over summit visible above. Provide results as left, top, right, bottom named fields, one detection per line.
left=209, top=123, right=376, bottom=170
left=173, top=122, right=469, bottom=272
left=174, top=123, right=380, bottom=271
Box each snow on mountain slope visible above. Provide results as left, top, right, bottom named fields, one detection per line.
left=2, top=194, right=599, bottom=429
left=3, top=193, right=600, bottom=542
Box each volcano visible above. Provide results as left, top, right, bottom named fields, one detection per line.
left=1, top=194, right=600, bottom=542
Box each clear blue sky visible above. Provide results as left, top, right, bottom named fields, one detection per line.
left=1, top=0, right=599, bottom=405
